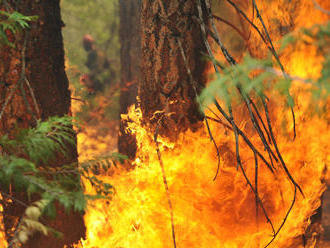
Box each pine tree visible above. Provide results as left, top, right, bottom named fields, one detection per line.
left=0, top=1, right=85, bottom=247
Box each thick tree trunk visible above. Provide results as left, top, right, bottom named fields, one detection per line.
left=0, top=1, right=85, bottom=247
left=118, top=0, right=141, bottom=159
left=140, top=0, right=208, bottom=137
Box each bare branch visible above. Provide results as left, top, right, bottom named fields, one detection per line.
left=154, top=113, right=177, bottom=248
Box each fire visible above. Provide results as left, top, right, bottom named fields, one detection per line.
left=0, top=1, right=328, bottom=248
left=0, top=198, right=7, bottom=248
left=75, top=1, right=329, bottom=248
left=75, top=84, right=329, bottom=247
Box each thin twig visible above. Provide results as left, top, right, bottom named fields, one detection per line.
left=176, top=37, right=221, bottom=181
left=212, top=14, right=247, bottom=40
left=25, top=78, right=40, bottom=119
left=71, top=97, right=86, bottom=103
left=207, top=3, right=279, bottom=170
left=0, top=84, right=19, bottom=121
left=0, top=191, right=29, bottom=208
left=205, top=118, right=221, bottom=180
left=154, top=116, right=177, bottom=248
left=205, top=115, right=233, bottom=130
left=226, top=0, right=297, bottom=140
left=250, top=100, right=272, bottom=144
left=199, top=0, right=299, bottom=236
left=241, top=91, right=279, bottom=163
left=251, top=0, right=296, bottom=140
left=20, top=76, right=37, bottom=123
left=261, top=97, right=303, bottom=196
left=254, top=151, right=259, bottom=228
left=197, top=0, right=275, bottom=173
left=198, top=0, right=282, bottom=236
left=197, top=1, right=304, bottom=246
left=226, top=0, right=270, bottom=49
left=205, top=109, right=276, bottom=172
left=0, top=32, right=28, bottom=122
left=236, top=147, right=276, bottom=235
left=213, top=100, right=275, bottom=172
left=264, top=186, right=297, bottom=248
left=19, top=33, right=38, bottom=123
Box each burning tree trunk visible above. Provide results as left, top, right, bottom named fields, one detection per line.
left=139, top=0, right=208, bottom=136
left=0, top=1, right=85, bottom=247
left=118, top=0, right=141, bottom=159
left=137, top=1, right=326, bottom=247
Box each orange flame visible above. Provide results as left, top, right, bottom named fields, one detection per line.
left=0, top=1, right=329, bottom=248
left=76, top=1, right=329, bottom=248
left=75, top=82, right=329, bottom=247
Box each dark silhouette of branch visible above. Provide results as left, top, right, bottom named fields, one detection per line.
left=154, top=115, right=177, bottom=248
left=250, top=100, right=272, bottom=143
left=212, top=14, right=247, bottom=40
left=261, top=97, right=304, bottom=196
left=196, top=1, right=304, bottom=246
left=264, top=186, right=297, bottom=248
left=176, top=29, right=221, bottom=181
left=227, top=0, right=297, bottom=140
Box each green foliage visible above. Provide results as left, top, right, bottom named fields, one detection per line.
left=0, top=116, right=125, bottom=222
left=303, top=22, right=330, bottom=109
left=0, top=116, right=76, bottom=165
left=199, top=22, right=330, bottom=113
left=199, top=55, right=276, bottom=109
left=0, top=10, right=37, bottom=46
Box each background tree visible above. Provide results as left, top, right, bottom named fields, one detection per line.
left=0, top=1, right=85, bottom=247
left=61, top=0, right=121, bottom=156
left=118, top=0, right=141, bottom=159
left=61, top=0, right=120, bottom=86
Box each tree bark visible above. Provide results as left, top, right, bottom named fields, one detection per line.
left=118, top=0, right=141, bottom=159
left=140, top=0, right=208, bottom=137
left=0, top=1, right=85, bottom=247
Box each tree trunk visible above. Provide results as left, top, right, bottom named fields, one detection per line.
left=118, top=0, right=141, bottom=159
left=140, top=0, right=208, bottom=137
left=0, top=1, right=85, bottom=247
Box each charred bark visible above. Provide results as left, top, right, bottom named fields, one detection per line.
left=140, top=0, right=208, bottom=137
left=0, top=1, right=85, bottom=247
left=118, top=0, right=141, bottom=159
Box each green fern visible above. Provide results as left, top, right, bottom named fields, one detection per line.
left=0, top=116, right=127, bottom=245
left=0, top=10, right=38, bottom=46
left=199, top=22, right=330, bottom=114
left=0, top=116, right=76, bottom=164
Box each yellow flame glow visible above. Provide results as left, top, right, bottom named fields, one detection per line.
left=76, top=1, right=330, bottom=248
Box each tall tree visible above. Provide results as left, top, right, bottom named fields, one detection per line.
left=138, top=1, right=327, bottom=246
left=118, top=0, right=141, bottom=158
left=140, top=0, right=208, bottom=136
left=0, top=1, right=85, bottom=247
